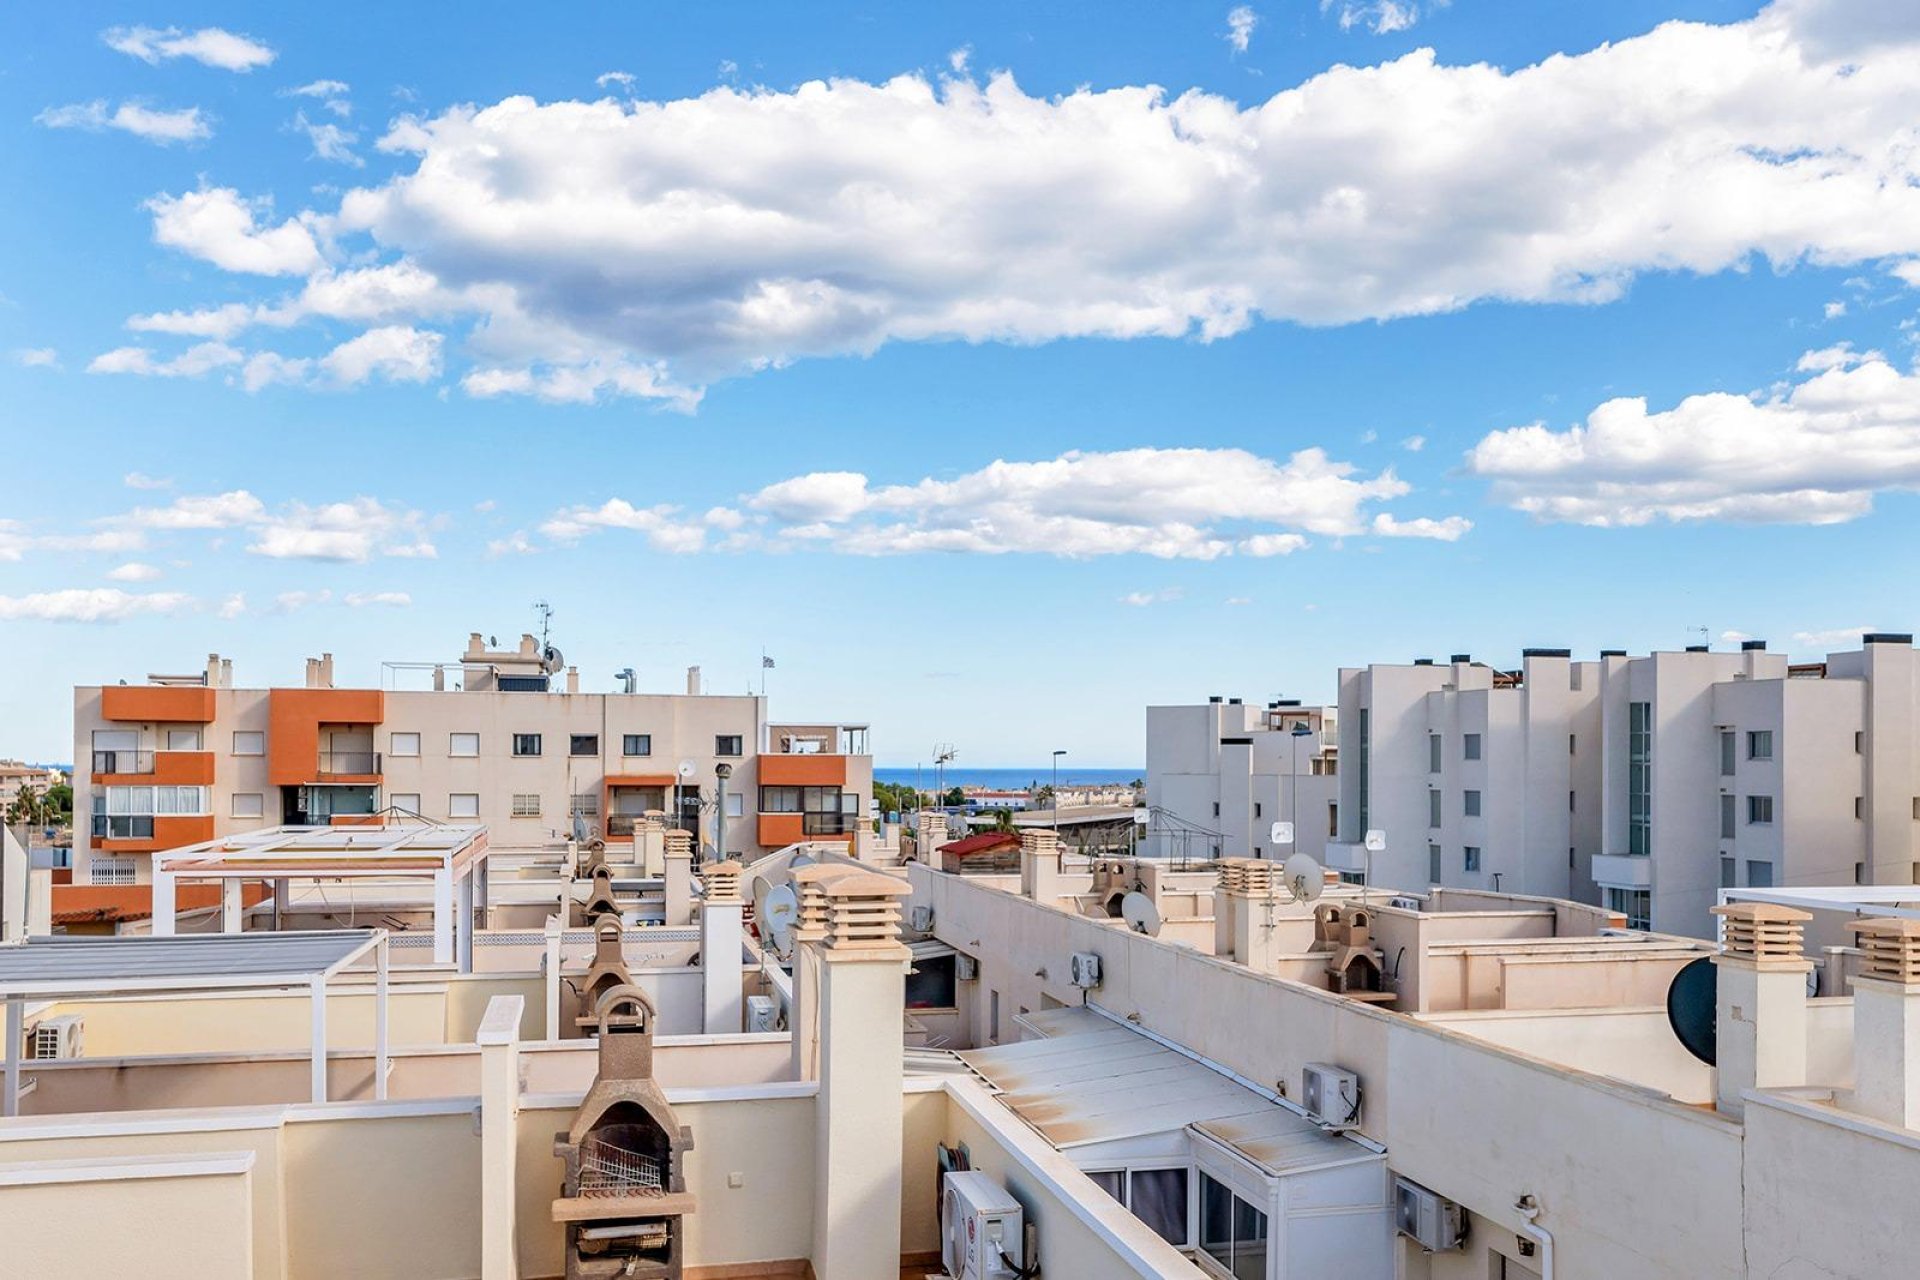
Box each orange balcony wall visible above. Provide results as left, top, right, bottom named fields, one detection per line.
left=93, top=751, right=216, bottom=787
left=101, top=685, right=216, bottom=724
left=98, top=815, right=215, bottom=854
left=757, top=813, right=806, bottom=847
left=759, top=754, right=847, bottom=787
left=268, top=688, right=385, bottom=787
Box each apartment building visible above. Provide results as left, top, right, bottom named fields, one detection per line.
left=72, top=632, right=872, bottom=884
left=1144, top=697, right=1337, bottom=863
left=0, top=761, right=65, bottom=812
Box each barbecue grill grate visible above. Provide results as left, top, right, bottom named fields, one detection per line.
left=577, top=1138, right=666, bottom=1197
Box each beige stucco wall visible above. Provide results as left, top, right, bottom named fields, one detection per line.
left=1742, top=1091, right=1920, bottom=1280
left=40, top=985, right=450, bottom=1057
left=0, top=1158, right=255, bottom=1280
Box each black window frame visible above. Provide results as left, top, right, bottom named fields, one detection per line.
left=511, top=733, right=543, bottom=757
left=622, top=733, right=652, bottom=757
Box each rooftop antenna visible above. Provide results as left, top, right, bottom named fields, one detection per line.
left=534, top=600, right=554, bottom=650
left=933, top=744, right=957, bottom=808
left=1686, top=624, right=1709, bottom=648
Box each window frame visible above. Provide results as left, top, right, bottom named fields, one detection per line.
left=511, top=733, right=543, bottom=758
left=389, top=731, right=422, bottom=758
left=622, top=733, right=652, bottom=757
left=715, top=734, right=744, bottom=757
left=569, top=734, right=600, bottom=758
left=449, top=732, right=480, bottom=758
left=231, top=731, right=265, bottom=757
left=231, top=792, right=265, bottom=819
left=448, top=792, right=480, bottom=819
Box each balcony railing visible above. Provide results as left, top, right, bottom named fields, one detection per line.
left=92, top=749, right=155, bottom=775
left=317, top=751, right=382, bottom=777
left=92, top=815, right=155, bottom=840
left=802, top=812, right=860, bottom=836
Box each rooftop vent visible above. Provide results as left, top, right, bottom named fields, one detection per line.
left=1712, top=903, right=1810, bottom=965
left=1850, top=918, right=1920, bottom=985
left=1522, top=648, right=1571, bottom=659
left=700, top=860, right=743, bottom=905
left=1450, top=654, right=1472, bottom=663
left=1686, top=645, right=1709, bottom=653
left=1864, top=633, right=1914, bottom=645
left=1741, top=640, right=1768, bottom=651
left=821, top=873, right=912, bottom=951
left=1413, top=658, right=1434, bottom=666
left=1600, top=649, right=1627, bottom=658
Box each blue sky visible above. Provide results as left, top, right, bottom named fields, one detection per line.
left=4, top=1, right=1920, bottom=767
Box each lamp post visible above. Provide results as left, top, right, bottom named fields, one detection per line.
left=1051, top=750, right=1066, bottom=836
left=1289, top=720, right=1312, bottom=846
left=714, top=762, right=733, bottom=864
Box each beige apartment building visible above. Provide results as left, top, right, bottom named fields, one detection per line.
left=72, top=633, right=872, bottom=885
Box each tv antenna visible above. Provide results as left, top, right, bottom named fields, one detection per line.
left=933, top=744, right=957, bottom=804
left=534, top=600, right=554, bottom=650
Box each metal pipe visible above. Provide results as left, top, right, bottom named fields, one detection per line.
left=1516, top=1194, right=1554, bottom=1280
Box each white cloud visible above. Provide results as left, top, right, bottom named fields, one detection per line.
left=240, top=351, right=313, bottom=391
left=14, top=348, right=59, bottom=368
left=1241, top=533, right=1309, bottom=556
left=1469, top=349, right=1920, bottom=526
left=36, top=100, right=211, bottom=144
left=1791, top=626, right=1875, bottom=650
left=486, top=530, right=537, bottom=557
left=147, top=188, right=323, bottom=276
left=88, top=341, right=242, bottom=378
left=1720, top=629, right=1754, bottom=643
left=217, top=592, right=247, bottom=619
left=0, top=523, right=149, bottom=560
left=123, top=471, right=172, bottom=490
left=124, top=490, right=268, bottom=529
left=539, top=501, right=710, bottom=553
left=0, top=588, right=192, bottom=623
left=345, top=591, right=411, bottom=607
left=1401, top=434, right=1426, bottom=452
left=103, top=25, right=274, bottom=72
left=106, top=562, right=162, bottom=582
left=1226, top=7, right=1259, bottom=54
left=948, top=47, right=972, bottom=74
left=1120, top=588, right=1184, bottom=607
left=597, top=71, right=636, bottom=90
left=286, top=80, right=352, bottom=117
left=247, top=498, right=438, bottom=562
left=271, top=589, right=331, bottom=614
left=293, top=112, right=362, bottom=166
left=1226, top=596, right=1253, bottom=605
left=1324, top=1, right=1428, bottom=35
left=318, top=325, right=442, bottom=384
left=128, top=303, right=257, bottom=338
left=1825, top=300, right=1847, bottom=319
left=1371, top=513, right=1472, bottom=540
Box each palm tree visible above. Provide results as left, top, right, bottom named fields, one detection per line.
left=5, top=784, right=50, bottom=830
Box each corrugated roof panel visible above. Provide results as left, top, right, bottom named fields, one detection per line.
left=0, top=930, right=382, bottom=996
left=1191, top=1106, right=1365, bottom=1174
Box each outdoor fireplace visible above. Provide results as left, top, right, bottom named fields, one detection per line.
left=580, top=863, right=621, bottom=927
left=553, top=983, right=695, bottom=1278
left=1318, top=904, right=1387, bottom=995
left=574, top=916, right=637, bottom=1030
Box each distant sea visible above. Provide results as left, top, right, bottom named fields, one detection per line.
left=874, top=766, right=1141, bottom=790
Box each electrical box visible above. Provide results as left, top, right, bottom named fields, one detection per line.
left=1069, top=951, right=1102, bottom=989
left=910, top=904, right=934, bottom=933
left=956, top=954, right=978, bottom=982
left=1394, top=1176, right=1466, bottom=1252
left=942, top=1170, right=1026, bottom=1280
left=744, top=995, right=778, bottom=1033
left=1302, top=1061, right=1360, bottom=1129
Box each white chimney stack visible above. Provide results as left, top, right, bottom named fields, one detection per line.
left=1847, top=918, right=1920, bottom=1129
left=1711, top=903, right=1812, bottom=1119
left=686, top=665, right=702, bottom=696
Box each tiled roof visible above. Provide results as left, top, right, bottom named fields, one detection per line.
left=936, top=831, right=1022, bottom=857
left=51, top=882, right=271, bottom=926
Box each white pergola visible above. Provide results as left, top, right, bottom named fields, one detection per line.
left=152, top=824, right=491, bottom=970
left=2, top=929, right=388, bottom=1117
left=1719, top=884, right=1920, bottom=922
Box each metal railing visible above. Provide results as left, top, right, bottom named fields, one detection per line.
left=91, top=815, right=155, bottom=840
left=91, top=750, right=155, bottom=775
left=316, top=751, right=381, bottom=776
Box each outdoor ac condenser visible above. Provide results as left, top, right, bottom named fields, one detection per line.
left=1302, top=1061, right=1361, bottom=1128
left=1394, top=1175, right=1466, bottom=1252
left=942, top=1170, right=1026, bottom=1280
left=744, top=995, right=778, bottom=1033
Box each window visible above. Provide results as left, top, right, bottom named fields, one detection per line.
left=1569, top=790, right=1576, bottom=813
left=1428, top=790, right=1441, bottom=828
left=1085, top=1167, right=1189, bottom=1248
left=1856, top=796, right=1865, bottom=820
left=1606, top=886, right=1651, bottom=931
left=1463, top=733, right=1482, bottom=761
left=1199, top=1173, right=1267, bottom=1280
left=725, top=791, right=744, bottom=818
left=1428, top=734, right=1441, bottom=774
left=1327, top=801, right=1338, bottom=838
left=906, top=954, right=958, bottom=1010
left=391, top=793, right=422, bottom=814
left=511, top=793, right=541, bottom=817
left=716, top=734, right=743, bottom=757
left=1253, top=802, right=1262, bottom=818
left=389, top=732, right=421, bottom=757
left=1748, top=794, right=1774, bottom=825
left=231, top=792, right=264, bottom=818
left=1721, top=794, right=1736, bottom=839
left=622, top=734, right=652, bottom=757
left=1464, top=790, right=1481, bottom=817
left=165, top=728, right=203, bottom=751
left=1428, top=843, right=1442, bottom=883
left=512, top=733, right=542, bottom=757
left=1720, top=731, right=1736, bottom=777
left=1628, top=701, right=1652, bottom=856
left=1569, top=733, right=1577, bottom=755
left=1213, top=802, right=1221, bottom=818
left=1464, top=846, right=1481, bottom=873
left=1913, top=796, right=1920, bottom=821
left=1356, top=707, right=1370, bottom=835
left=1747, top=730, right=1773, bottom=761
left=569, top=793, right=599, bottom=818
left=1747, top=860, right=1774, bottom=888
left=89, top=857, right=136, bottom=886
left=91, top=785, right=208, bottom=840
left=232, top=731, right=264, bottom=756
left=449, top=732, right=480, bottom=758
left=570, top=734, right=599, bottom=757
left=759, top=786, right=857, bottom=834
left=1721, top=857, right=1737, bottom=888
left=449, top=793, right=480, bottom=819
left=1856, top=731, right=1865, bottom=754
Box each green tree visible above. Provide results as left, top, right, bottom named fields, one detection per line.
left=941, top=786, right=965, bottom=808
left=5, top=784, right=51, bottom=829
left=45, top=781, right=72, bottom=821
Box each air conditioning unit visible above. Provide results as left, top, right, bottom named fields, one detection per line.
left=31, top=1015, right=83, bottom=1060
left=1394, top=1175, right=1466, bottom=1252
left=1388, top=896, right=1421, bottom=911
left=1302, top=1061, right=1360, bottom=1129
left=744, top=995, right=778, bottom=1033
left=1068, top=952, right=1102, bottom=989
left=942, top=1170, right=1026, bottom=1280
left=956, top=954, right=979, bottom=982
left=910, top=904, right=935, bottom=933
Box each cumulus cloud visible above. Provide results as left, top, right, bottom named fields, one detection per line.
left=114, top=3, right=1920, bottom=404
left=0, top=588, right=193, bottom=623
left=286, top=79, right=352, bottom=116
left=1323, top=1, right=1431, bottom=35
left=293, top=112, right=362, bottom=165
left=540, top=501, right=711, bottom=553
left=14, top=348, right=59, bottom=368
left=88, top=341, right=242, bottom=378
left=1791, top=625, right=1876, bottom=650
left=318, top=325, right=442, bottom=384
left=106, top=562, right=162, bottom=582
left=103, top=25, right=274, bottom=71
left=1372, top=513, right=1472, bottom=540
left=147, top=188, right=323, bottom=276
left=1468, top=348, right=1920, bottom=526
left=597, top=71, right=636, bottom=90
left=0, top=522, right=147, bottom=561
left=123, top=471, right=172, bottom=490
left=1226, top=7, right=1259, bottom=54
left=112, top=489, right=435, bottom=561
left=37, top=100, right=211, bottom=144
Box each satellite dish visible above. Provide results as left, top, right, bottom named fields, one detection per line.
left=762, top=884, right=800, bottom=960
left=1666, top=954, right=1717, bottom=1065
left=543, top=645, right=565, bottom=674
left=1133, top=808, right=1150, bottom=826
left=789, top=852, right=817, bottom=870
left=677, top=759, right=697, bottom=780
left=1285, top=852, right=1325, bottom=903
left=1269, top=821, right=1294, bottom=845
left=1121, top=891, right=1162, bottom=937
left=1363, top=829, right=1387, bottom=853
left=751, top=875, right=773, bottom=922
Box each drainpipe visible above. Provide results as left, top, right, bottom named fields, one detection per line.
left=1516, top=1194, right=1553, bottom=1280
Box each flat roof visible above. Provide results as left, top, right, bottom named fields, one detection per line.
left=1722, top=886, right=1920, bottom=921
left=157, top=823, right=488, bottom=879
left=0, top=929, right=382, bottom=998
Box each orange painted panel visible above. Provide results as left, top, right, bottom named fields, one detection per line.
left=268, top=687, right=385, bottom=786
left=759, top=754, right=847, bottom=786
left=98, top=814, right=215, bottom=855
left=97, top=751, right=215, bottom=786
left=758, top=813, right=806, bottom=847
left=101, top=685, right=216, bottom=723
left=330, top=814, right=385, bottom=826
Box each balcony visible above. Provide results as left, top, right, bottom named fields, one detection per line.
left=92, top=750, right=155, bottom=775
left=316, top=750, right=382, bottom=779
left=92, top=815, right=155, bottom=840
left=803, top=812, right=860, bottom=836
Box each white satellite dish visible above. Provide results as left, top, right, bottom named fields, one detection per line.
left=677, top=759, right=697, bottom=780
left=1121, top=891, right=1163, bottom=937
left=762, top=884, right=800, bottom=960
left=751, top=875, right=773, bottom=921
left=1133, top=808, right=1150, bottom=826
left=790, top=852, right=817, bottom=870
left=1285, top=852, right=1325, bottom=903
left=1269, top=821, right=1295, bottom=846
left=1363, top=829, right=1387, bottom=853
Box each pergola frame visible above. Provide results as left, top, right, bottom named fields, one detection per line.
left=151, top=824, right=490, bottom=970
left=2, top=929, right=387, bottom=1117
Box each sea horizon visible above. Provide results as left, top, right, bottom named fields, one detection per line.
left=873, top=765, right=1141, bottom=790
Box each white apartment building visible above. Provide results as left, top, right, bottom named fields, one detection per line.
left=1144, top=697, right=1337, bottom=863
left=72, top=632, right=873, bottom=884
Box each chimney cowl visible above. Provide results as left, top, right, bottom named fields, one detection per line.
left=1864, top=633, right=1914, bottom=645
left=1685, top=644, right=1709, bottom=653
left=1741, top=640, right=1768, bottom=651
left=1522, top=647, right=1572, bottom=659
left=1600, top=648, right=1627, bottom=658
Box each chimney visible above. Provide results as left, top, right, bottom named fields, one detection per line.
left=432, top=664, right=447, bottom=692
left=686, top=665, right=702, bottom=696
left=565, top=665, right=580, bottom=695
left=1847, top=918, right=1920, bottom=1129
left=1226, top=858, right=1285, bottom=972
left=698, top=861, right=744, bottom=1033
left=467, top=632, right=486, bottom=658
left=1711, top=903, right=1813, bottom=1118
left=319, top=653, right=335, bottom=688
left=918, top=812, right=948, bottom=864
left=305, top=657, right=323, bottom=689
left=789, top=863, right=862, bottom=1082
left=1741, top=639, right=1768, bottom=679
left=662, top=830, right=694, bottom=926
left=1214, top=858, right=1245, bottom=958
left=1020, top=829, right=1062, bottom=903
left=810, top=873, right=911, bottom=1280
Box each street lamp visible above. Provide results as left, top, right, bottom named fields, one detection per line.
left=714, top=762, right=733, bottom=865
left=1051, top=750, right=1066, bottom=835
left=1289, top=721, right=1313, bottom=845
